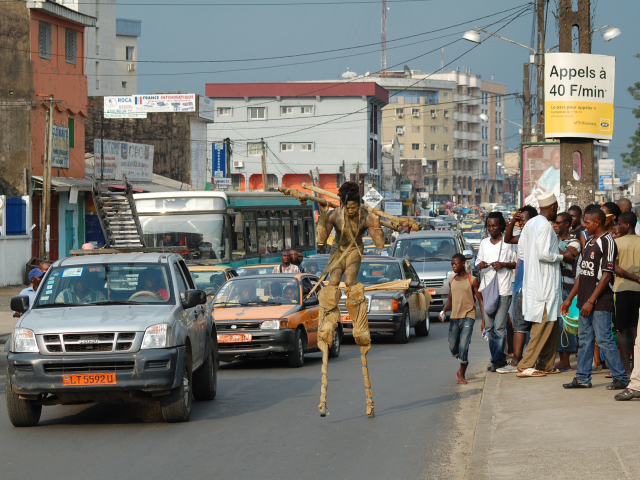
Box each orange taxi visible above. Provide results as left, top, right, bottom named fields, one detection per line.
left=211, top=273, right=342, bottom=367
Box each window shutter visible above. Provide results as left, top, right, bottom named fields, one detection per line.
left=68, top=118, right=75, bottom=148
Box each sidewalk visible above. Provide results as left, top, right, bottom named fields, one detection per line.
left=466, top=365, right=640, bottom=479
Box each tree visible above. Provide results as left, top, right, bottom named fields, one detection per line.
left=621, top=53, right=640, bottom=170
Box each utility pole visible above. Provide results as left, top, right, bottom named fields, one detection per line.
left=40, top=94, right=54, bottom=260
left=260, top=138, right=268, bottom=192
left=536, top=0, right=547, bottom=138
left=558, top=0, right=594, bottom=208
left=522, top=63, right=531, bottom=144
left=381, top=0, right=387, bottom=75
left=342, top=160, right=346, bottom=186
left=356, top=162, right=361, bottom=196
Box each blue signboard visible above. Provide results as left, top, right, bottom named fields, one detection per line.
left=212, top=142, right=227, bottom=178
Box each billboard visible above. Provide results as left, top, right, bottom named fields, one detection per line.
left=134, top=94, right=196, bottom=113
left=545, top=53, right=615, bottom=140
left=94, top=139, right=154, bottom=182
left=199, top=97, right=215, bottom=121
left=104, top=96, right=148, bottom=119
left=522, top=143, right=564, bottom=200
left=52, top=125, right=69, bottom=168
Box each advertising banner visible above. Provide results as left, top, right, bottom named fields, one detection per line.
left=212, top=142, right=227, bottom=178
left=52, top=125, right=69, bottom=168
left=598, top=158, right=615, bottom=191
left=384, top=202, right=403, bottom=216
left=94, top=139, right=154, bottom=182
left=133, top=94, right=196, bottom=113
left=545, top=53, right=615, bottom=140
left=104, top=96, right=147, bottom=119
left=199, top=97, right=215, bottom=121
left=522, top=143, right=564, bottom=198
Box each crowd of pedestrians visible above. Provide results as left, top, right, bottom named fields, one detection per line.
left=441, top=192, right=640, bottom=400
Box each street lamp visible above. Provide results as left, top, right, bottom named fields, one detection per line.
left=603, top=26, right=622, bottom=42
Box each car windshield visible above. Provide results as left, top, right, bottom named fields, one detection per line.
left=34, top=264, right=174, bottom=307
left=236, top=265, right=278, bottom=276
left=356, top=262, right=402, bottom=285
left=463, top=232, right=482, bottom=240
left=393, top=237, right=457, bottom=262
left=301, top=257, right=328, bottom=275
left=139, top=214, right=227, bottom=262
left=190, top=270, right=227, bottom=294
left=213, top=278, right=300, bottom=306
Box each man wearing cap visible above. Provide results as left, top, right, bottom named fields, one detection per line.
left=13, top=269, right=44, bottom=318
left=516, top=192, right=568, bottom=377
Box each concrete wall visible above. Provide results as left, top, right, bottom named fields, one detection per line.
left=206, top=95, right=383, bottom=191
left=114, top=34, right=138, bottom=95
left=0, top=236, right=32, bottom=287
left=85, top=96, right=205, bottom=184
left=0, top=2, right=34, bottom=197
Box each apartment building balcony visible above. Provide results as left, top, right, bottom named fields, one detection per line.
left=468, top=132, right=481, bottom=142
left=453, top=149, right=474, bottom=158
left=453, top=112, right=470, bottom=122
left=453, top=94, right=470, bottom=103
left=469, top=77, right=482, bottom=88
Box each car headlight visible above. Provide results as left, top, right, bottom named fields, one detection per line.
left=370, top=299, right=399, bottom=312
left=447, top=271, right=455, bottom=280
left=141, top=323, right=170, bottom=349
left=13, top=328, right=39, bottom=353
left=260, top=320, right=280, bottom=330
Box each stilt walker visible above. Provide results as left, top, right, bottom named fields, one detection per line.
left=314, top=182, right=385, bottom=418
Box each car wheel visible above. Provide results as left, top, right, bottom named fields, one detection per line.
left=288, top=329, right=305, bottom=368
left=5, top=376, right=42, bottom=427
left=414, top=311, right=431, bottom=337
left=161, top=349, right=193, bottom=422
left=192, top=340, right=217, bottom=401
left=393, top=308, right=410, bottom=344
left=329, top=327, right=341, bottom=358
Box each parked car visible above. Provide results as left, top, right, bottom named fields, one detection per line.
left=236, top=263, right=279, bottom=276
left=211, top=273, right=340, bottom=366
left=392, top=231, right=473, bottom=316
left=6, top=253, right=218, bottom=427
left=337, top=256, right=430, bottom=344
left=188, top=265, right=238, bottom=298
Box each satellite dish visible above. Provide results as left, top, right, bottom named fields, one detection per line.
left=342, top=67, right=358, bottom=79
left=403, top=65, right=412, bottom=78
left=365, top=71, right=370, bottom=77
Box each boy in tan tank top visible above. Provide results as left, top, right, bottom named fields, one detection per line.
left=439, top=253, right=485, bottom=384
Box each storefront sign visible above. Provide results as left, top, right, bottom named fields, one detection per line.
left=104, top=96, right=147, bottom=119
left=52, top=125, right=69, bottom=168
left=545, top=53, right=615, bottom=140
left=212, top=142, right=227, bottom=178
left=384, top=202, right=402, bottom=216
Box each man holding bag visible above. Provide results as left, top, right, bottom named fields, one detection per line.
left=516, top=192, right=565, bottom=377
left=476, top=212, right=517, bottom=372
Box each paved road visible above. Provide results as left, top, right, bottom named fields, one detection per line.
left=0, top=323, right=487, bottom=479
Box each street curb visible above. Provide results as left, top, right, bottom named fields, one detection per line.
left=464, top=368, right=501, bottom=479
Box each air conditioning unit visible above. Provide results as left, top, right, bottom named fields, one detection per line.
left=398, top=112, right=404, bottom=118
left=413, top=112, right=420, bottom=118
left=431, top=113, right=437, bottom=118
left=127, top=63, right=136, bottom=72
left=397, top=130, right=404, bottom=136
left=233, top=160, right=244, bottom=168
left=444, top=112, right=449, bottom=118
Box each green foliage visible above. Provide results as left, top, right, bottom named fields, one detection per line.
left=621, top=53, right=640, bottom=169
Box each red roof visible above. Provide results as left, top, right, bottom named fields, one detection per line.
left=204, top=82, right=388, bottom=104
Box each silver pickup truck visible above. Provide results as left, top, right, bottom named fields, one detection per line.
left=6, top=253, right=218, bottom=427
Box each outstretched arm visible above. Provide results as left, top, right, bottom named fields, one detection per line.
left=365, top=211, right=385, bottom=249
left=504, top=212, right=520, bottom=244
left=316, top=205, right=335, bottom=246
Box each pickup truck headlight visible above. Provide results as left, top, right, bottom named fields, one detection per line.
left=141, top=323, right=170, bottom=349
left=13, top=328, right=39, bottom=353
left=370, top=299, right=399, bottom=312
left=260, top=320, right=280, bottom=330
left=447, top=271, right=455, bottom=280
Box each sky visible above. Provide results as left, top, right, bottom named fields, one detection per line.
left=116, top=0, right=639, bottom=176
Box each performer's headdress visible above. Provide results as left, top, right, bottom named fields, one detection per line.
left=338, top=181, right=360, bottom=206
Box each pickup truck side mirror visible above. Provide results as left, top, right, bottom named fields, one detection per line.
left=462, top=249, right=474, bottom=260
left=11, top=295, right=30, bottom=314
left=183, top=289, right=207, bottom=309
left=409, top=280, right=421, bottom=289
left=303, top=297, right=319, bottom=307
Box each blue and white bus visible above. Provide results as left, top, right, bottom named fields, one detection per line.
left=133, top=191, right=316, bottom=267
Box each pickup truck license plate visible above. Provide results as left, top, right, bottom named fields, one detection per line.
left=217, top=333, right=252, bottom=343
left=428, top=289, right=437, bottom=295
left=62, top=373, right=116, bottom=386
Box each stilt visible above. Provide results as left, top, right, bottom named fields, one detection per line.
left=360, top=345, right=374, bottom=417
left=318, top=340, right=329, bottom=417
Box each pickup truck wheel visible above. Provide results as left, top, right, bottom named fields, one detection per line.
left=328, top=327, right=341, bottom=358
left=161, top=351, right=193, bottom=422
left=5, top=376, right=41, bottom=427
left=393, top=308, right=410, bottom=344
left=192, top=342, right=217, bottom=401
left=414, top=312, right=430, bottom=337
left=288, top=329, right=305, bottom=368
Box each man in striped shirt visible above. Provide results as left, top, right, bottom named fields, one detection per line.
left=561, top=208, right=629, bottom=390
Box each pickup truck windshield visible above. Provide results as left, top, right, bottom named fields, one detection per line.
left=356, top=262, right=402, bottom=285
left=394, top=237, right=457, bottom=262
left=34, top=264, right=174, bottom=307
left=213, top=278, right=300, bottom=307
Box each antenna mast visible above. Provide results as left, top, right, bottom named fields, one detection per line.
left=381, top=0, right=387, bottom=75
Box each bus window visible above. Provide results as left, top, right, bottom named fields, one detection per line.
left=304, top=218, right=314, bottom=246
left=293, top=210, right=303, bottom=247
left=257, top=211, right=269, bottom=254
left=270, top=210, right=282, bottom=252
left=244, top=212, right=257, bottom=255
left=282, top=210, right=292, bottom=251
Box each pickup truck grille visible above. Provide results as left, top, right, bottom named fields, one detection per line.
left=421, top=278, right=445, bottom=289
left=217, top=322, right=260, bottom=330
left=43, top=362, right=135, bottom=374
left=40, top=332, right=138, bottom=354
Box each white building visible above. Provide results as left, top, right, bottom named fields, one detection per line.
left=56, top=1, right=140, bottom=95
left=204, top=82, right=388, bottom=194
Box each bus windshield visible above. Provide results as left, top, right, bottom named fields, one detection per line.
left=139, top=214, right=227, bottom=262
